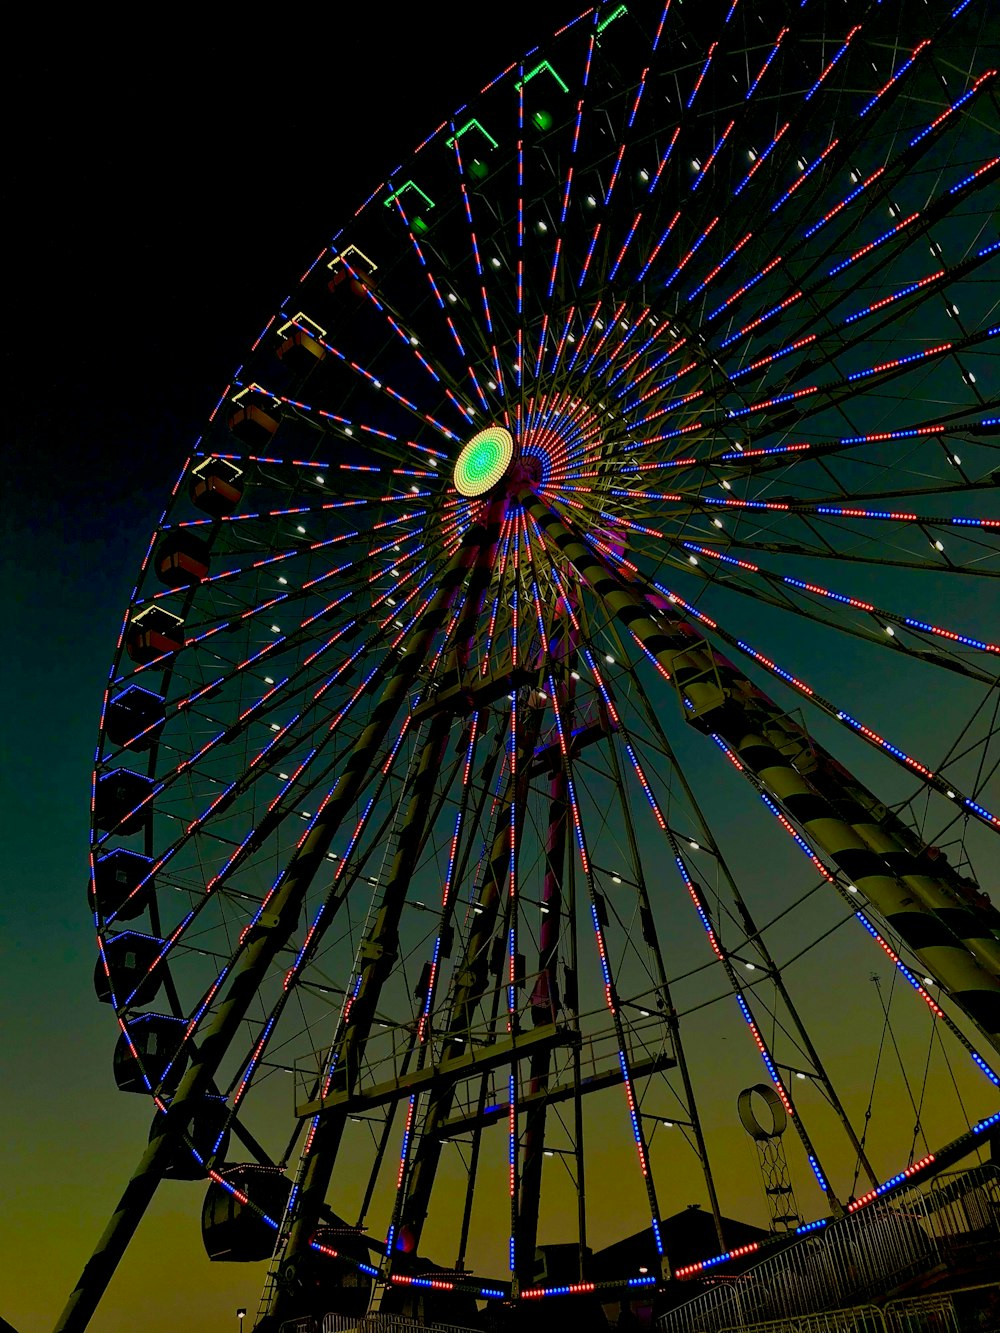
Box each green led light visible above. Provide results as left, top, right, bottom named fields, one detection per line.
left=516, top=60, right=569, bottom=94
left=453, top=426, right=514, bottom=498
left=383, top=180, right=436, bottom=212
left=446, top=118, right=499, bottom=152
left=597, top=4, right=628, bottom=33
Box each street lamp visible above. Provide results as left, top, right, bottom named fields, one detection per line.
left=236, top=1309, right=246, bottom=1331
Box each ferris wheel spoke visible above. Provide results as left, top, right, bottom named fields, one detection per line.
left=593, top=543, right=1000, bottom=836
left=694, top=67, right=997, bottom=344
left=119, top=543, right=439, bottom=739
left=668, top=549, right=1000, bottom=683
left=95, top=577, right=433, bottom=872
left=321, top=263, right=480, bottom=430
left=382, top=185, right=506, bottom=422
left=443, top=118, right=511, bottom=407
left=112, top=505, right=443, bottom=691
left=579, top=696, right=731, bottom=1238
left=678, top=533, right=1000, bottom=579
left=607, top=489, right=1000, bottom=567
left=739, top=115, right=996, bottom=332
left=613, top=413, right=1000, bottom=495
left=762, top=228, right=999, bottom=383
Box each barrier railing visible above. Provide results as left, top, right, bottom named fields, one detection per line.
left=320, top=1315, right=481, bottom=1333
left=709, top=1285, right=1000, bottom=1333
left=660, top=1165, right=998, bottom=1333
left=277, top=1167, right=997, bottom=1333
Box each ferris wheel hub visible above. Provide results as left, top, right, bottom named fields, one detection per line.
left=453, top=425, right=515, bottom=496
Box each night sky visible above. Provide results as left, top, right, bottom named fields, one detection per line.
left=5, top=10, right=555, bottom=1331
left=5, top=7, right=997, bottom=1333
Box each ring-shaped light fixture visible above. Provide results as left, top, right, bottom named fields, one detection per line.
left=453, top=425, right=514, bottom=497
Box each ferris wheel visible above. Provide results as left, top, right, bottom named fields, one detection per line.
left=62, top=0, right=1000, bottom=1328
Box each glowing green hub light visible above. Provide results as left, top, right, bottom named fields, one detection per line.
left=454, top=426, right=514, bottom=498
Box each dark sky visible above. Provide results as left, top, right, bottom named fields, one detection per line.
left=4, top=10, right=559, bottom=1332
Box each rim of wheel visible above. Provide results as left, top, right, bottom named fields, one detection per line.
left=74, top=3, right=999, bottom=1329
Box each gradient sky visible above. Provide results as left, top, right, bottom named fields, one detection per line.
left=5, top=11, right=556, bottom=1331
left=5, top=7, right=997, bottom=1333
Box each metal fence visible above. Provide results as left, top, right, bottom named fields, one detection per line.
left=710, top=1286, right=1000, bottom=1333
left=884, top=1292, right=962, bottom=1333
left=280, top=1315, right=482, bottom=1333
left=660, top=1165, right=999, bottom=1333
left=318, top=1315, right=482, bottom=1333
left=717, top=1306, right=887, bottom=1333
